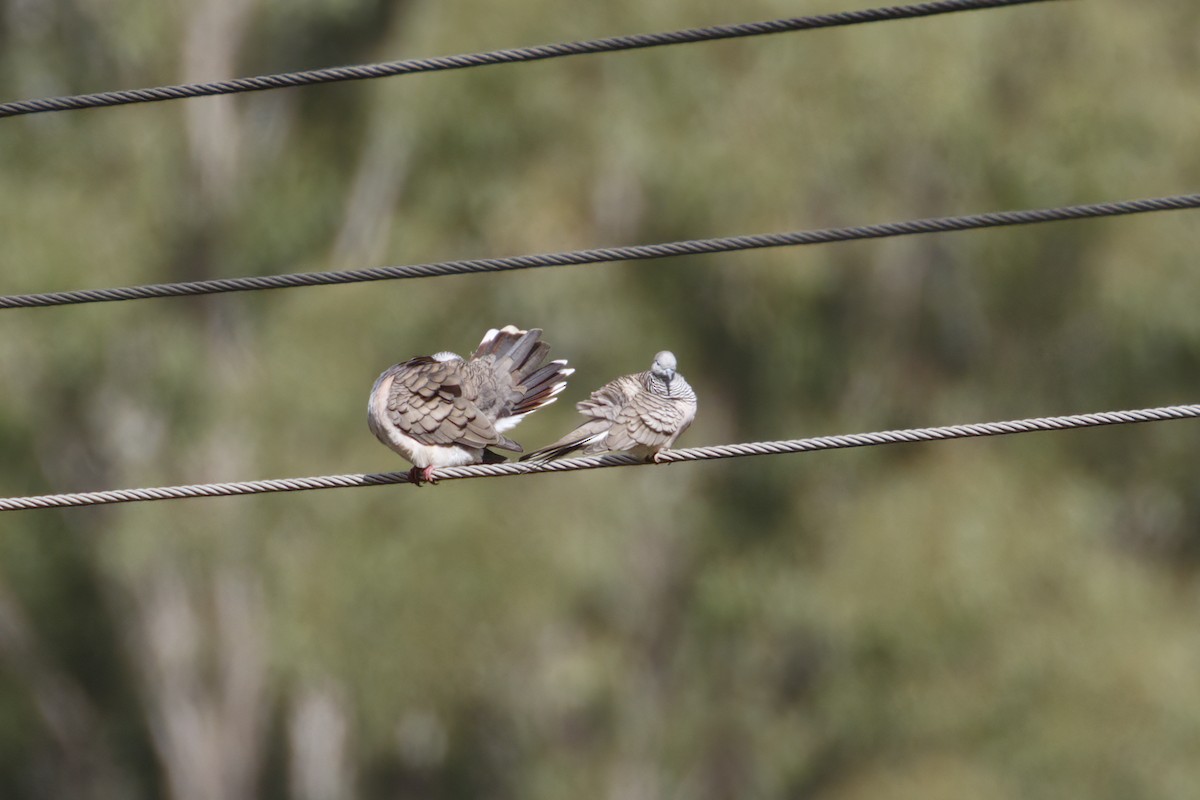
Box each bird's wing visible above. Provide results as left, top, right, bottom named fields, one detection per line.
left=575, top=374, right=641, bottom=421
left=603, top=390, right=691, bottom=452
left=384, top=356, right=517, bottom=451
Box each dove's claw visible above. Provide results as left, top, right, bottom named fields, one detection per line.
left=406, top=466, right=438, bottom=486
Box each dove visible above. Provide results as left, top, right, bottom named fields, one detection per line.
left=521, top=350, right=696, bottom=463
left=368, top=326, right=573, bottom=484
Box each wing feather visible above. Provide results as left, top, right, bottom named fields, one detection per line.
left=385, top=357, right=513, bottom=450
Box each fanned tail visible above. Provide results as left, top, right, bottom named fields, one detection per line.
left=514, top=358, right=573, bottom=415
left=476, top=325, right=574, bottom=435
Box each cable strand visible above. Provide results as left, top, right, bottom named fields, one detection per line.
left=1, top=191, right=1196, bottom=310
left=2, top=403, right=1195, bottom=511
left=0, top=0, right=1063, bottom=118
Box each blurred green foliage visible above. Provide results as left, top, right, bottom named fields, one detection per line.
left=1, top=0, right=1199, bottom=797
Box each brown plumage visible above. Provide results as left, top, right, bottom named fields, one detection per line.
left=522, top=350, right=696, bottom=463
left=368, top=326, right=573, bottom=483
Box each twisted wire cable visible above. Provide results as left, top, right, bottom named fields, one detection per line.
left=2, top=192, right=1196, bottom=310
left=0, top=0, right=1062, bottom=119
left=3, top=404, right=1196, bottom=511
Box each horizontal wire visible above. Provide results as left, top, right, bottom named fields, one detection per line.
left=2, top=404, right=1196, bottom=511
left=2, top=192, right=1197, bottom=311
left=0, top=0, right=1062, bottom=119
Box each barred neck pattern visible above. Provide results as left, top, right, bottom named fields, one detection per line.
left=645, top=371, right=696, bottom=401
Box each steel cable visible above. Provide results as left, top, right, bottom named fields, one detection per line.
left=0, top=0, right=1063, bottom=118
left=2, top=404, right=1195, bottom=511
left=1, top=192, right=1196, bottom=310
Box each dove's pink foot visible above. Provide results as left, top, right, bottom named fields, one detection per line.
left=407, top=466, right=439, bottom=486
left=652, top=450, right=670, bottom=464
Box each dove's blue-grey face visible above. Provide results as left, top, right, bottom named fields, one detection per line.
left=651, top=351, right=677, bottom=385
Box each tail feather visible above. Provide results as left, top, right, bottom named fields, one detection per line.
left=514, top=361, right=573, bottom=416
left=475, top=326, right=573, bottom=436
left=473, top=326, right=557, bottom=390
left=472, top=325, right=531, bottom=360
left=520, top=427, right=606, bottom=462
left=520, top=438, right=585, bottom=462
left=504, top=329, right=543, bottom=372
left=516, top=341, right=552, bottom=378
left=521, top=359, right=570, bottom=393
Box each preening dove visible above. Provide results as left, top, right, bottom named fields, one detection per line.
left=522, top=351, right=696, bottom=463
left=368, top=326, right=573, bottom=483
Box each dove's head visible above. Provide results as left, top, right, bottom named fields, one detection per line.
left=651, top=351, right=677, bottom=387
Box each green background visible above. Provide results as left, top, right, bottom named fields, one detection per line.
left=1, top=0, right=1199, bottom=797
